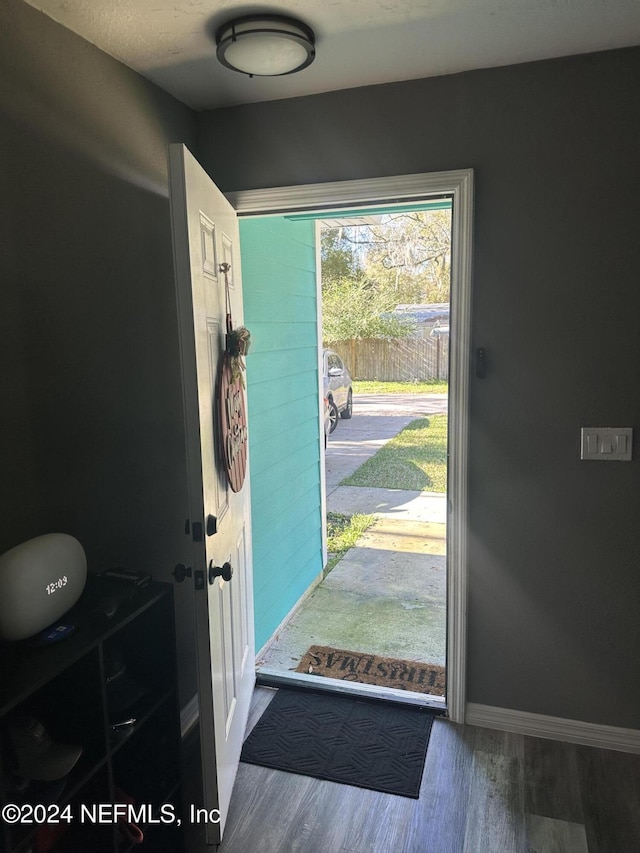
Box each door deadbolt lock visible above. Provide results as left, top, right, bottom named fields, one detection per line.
left=208, top=561, right=233, bottom=584
left=172, top=563, right=192, bottom=583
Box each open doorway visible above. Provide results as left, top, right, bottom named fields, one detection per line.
left=254, top=201, right=452, bottom=710
left=231, top=170, right=472, bottom=722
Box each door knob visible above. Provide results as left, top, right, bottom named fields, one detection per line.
left=208, top=561, right=233, bottom=584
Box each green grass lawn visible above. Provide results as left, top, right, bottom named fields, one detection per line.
left=325, top=511, right=374, bottom=575
left=341, top=415, right=448, bottom=492
left=352, top=379, right=448, bottom=395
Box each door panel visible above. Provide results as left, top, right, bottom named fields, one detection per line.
left=169, top=143, right=255, bottom=845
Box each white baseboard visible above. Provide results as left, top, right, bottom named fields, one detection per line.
left=466, top=702, right=640, bottom=754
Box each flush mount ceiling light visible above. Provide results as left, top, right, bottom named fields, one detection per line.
left=215, top=14, right=316, bottom=77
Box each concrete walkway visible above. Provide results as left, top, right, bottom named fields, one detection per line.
left=328, top=486, right=446, bottom=523
left=257, top=393, right=448, bottom=677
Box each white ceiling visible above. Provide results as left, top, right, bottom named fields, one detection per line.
left=25, top=0, right=640, bottom=110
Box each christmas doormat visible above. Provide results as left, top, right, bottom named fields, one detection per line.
left=295, top=645, right=446, bottom=696
left=240, top=688, right=434, bottom=798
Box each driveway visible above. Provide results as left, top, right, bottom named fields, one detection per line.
left=325, top=392, right=448, bottom=493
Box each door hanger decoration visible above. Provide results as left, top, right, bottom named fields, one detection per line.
left=218, top=263, right=251, bottom=493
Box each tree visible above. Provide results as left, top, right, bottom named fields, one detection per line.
left=362, top=210, right=451, bottom=304
left=322, top=274, right=414, bottom=342
left=320, top=209, right=452, bottom=341
left=321, top=227, right=362, bottom=283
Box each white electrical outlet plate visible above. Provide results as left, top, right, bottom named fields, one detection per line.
left=580, top=427, right=633, bottom=461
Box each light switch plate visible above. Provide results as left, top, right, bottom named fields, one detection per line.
left=580, top=427, right=633, bottom=461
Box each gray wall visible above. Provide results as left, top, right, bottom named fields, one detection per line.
left=197, top=48, right=640, bottom=729
left=0, top=0, right=198, bottom=705
left=2, top=0, right=639, bottom=731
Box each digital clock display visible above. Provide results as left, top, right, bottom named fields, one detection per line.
left=46, top=575, right=68, bottom=595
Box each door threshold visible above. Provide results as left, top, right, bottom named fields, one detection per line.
left=255, top=667, right=448, bottom=714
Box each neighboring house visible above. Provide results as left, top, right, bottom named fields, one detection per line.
left=2, top=0, right=640, bottom=838
left=393, top=303, right=450, bottom=338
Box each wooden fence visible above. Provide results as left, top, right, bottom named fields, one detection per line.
left=327, top=336, right=449, bottom=382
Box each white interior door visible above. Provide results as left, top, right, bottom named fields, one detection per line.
left=169, top=143, right=255, bottom=845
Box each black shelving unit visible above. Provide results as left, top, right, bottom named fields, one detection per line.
left=0, top=579, right=183, bottom=853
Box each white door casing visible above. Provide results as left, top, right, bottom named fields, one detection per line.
left=228, top=170, right=472, bottom=724
left=169, top=144, right=255, bottom=844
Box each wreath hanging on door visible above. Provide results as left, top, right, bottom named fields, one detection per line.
left=226, top=325, right=251, bottom=386
left=218, top=263, right=251, bottom=492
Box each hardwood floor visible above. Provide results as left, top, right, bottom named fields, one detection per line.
left=212, top=688, right=640, bottom=853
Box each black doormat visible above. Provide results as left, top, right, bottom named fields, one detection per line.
left=240, top=689, right=434, bottom=798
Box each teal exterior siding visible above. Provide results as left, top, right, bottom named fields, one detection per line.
left=239, top=217, right=322, bottom=652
